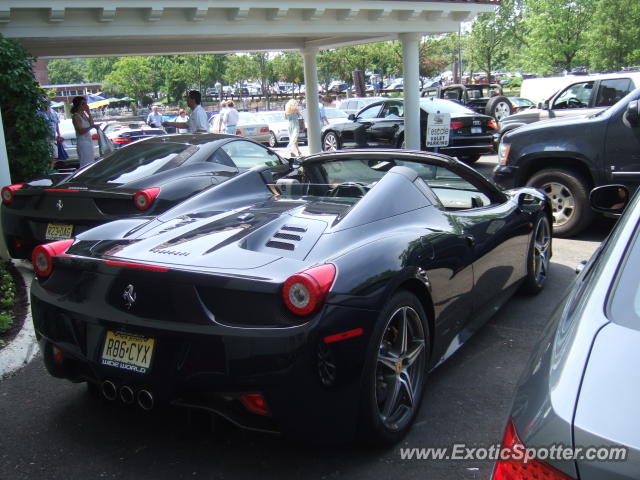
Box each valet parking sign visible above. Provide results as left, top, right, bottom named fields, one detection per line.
left=426, top=112, right=451, bottom=148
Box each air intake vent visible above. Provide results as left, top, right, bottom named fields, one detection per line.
left=266, top=224, right=307, bottom=251
left=266, top=241, right=295, bottom=251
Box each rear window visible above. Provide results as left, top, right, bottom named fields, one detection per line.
left=420, top=99, right=475, bottom=114
left=72, top=142, right=197, bottom=184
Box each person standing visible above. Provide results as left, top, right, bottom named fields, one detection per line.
left=146, top=105, right=164, bottom=129
left=71, top=96, right=99, bottom=168
left=175, top=109, right=189, bottom=133
left=211, top=101, right=226, bottom=133
left=319, top=95, right=329, bottom=126
left=45, top=101, right=61, bottom=165
left=284, top=98, right=302, bottom=157
left=162, top=90, right=208, bottom=133
left=222, top=100, right=239, bottom=135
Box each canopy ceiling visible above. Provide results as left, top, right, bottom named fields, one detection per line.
left=0, top=0, right=497, bottom=57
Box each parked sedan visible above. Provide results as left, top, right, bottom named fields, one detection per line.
left=208, top=112, right=271, bottom=144
left=108, top=127, right=166, bottom=148
left=1, top=134, right=288, bottom=259
left=254, top=110, right=307, bottom=147
left=321, top=98, right=497, bottom=163
left=493, top=184, right=638, bottom=479
left=337, top=96, right=387, bottom=116
left=30, top=149, right=551, bottom=444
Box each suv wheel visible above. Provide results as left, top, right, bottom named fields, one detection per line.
left=268, top=132, right=279, bottom=148
left=527, top=168, right=594, bottom=237
left=485, top=96, right=513, bottom=121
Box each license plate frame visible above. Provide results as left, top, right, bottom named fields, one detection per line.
left=471, top=126, right=482, bottom=134
left=45, top=223, right=73, bottom=240
left=101, top=331, right=155, bottom=374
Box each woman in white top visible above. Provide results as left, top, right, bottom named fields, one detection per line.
left=71, top=96, right=99, bottom=168
left=176, top=109, right=189, bottom=133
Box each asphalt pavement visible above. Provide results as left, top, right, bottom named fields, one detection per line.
left=0, top=154, right=612, bottom=480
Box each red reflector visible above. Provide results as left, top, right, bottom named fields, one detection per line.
left=58, top=136, right=65, bottom=143
left=240, top=393, right=269, bottom=415
left=235, top=130, right=242, bottom=135
left=14, top=239, right=23, bottom=248
left=133, top=187, right=160, bottom=211
left=283, top=264, right=336, bottom=316
left=104, top=260, right=168, bottom=272
left=44, top=188, right=81, bottom=193
left=492, top=418, right=576, bottom=480
left=488, top=119, right=498, bottom=130
left=1, top=184, right=24, bottom=204
left=450, top=121, right=465, bottom=130
left=31, top=239, right=74, bottom=278
left=91, top=133, right=98, bottom=140
left=324, top=328, right=364, bottom=344
left=113, top=137, right=132, bottom=144
left=52, top=346, right=64, bottom=364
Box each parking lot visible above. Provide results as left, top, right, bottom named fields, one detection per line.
left=0, top=154, right=611, bottom=479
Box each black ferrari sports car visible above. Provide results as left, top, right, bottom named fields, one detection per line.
left=321, top=98, right=497, bottom=163
left=2, top=134, right=288, bottom=259
left=31, top=149, right=552, bottom=444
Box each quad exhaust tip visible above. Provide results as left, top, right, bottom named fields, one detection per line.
left=119, top=385, right=135, bottom=404
left=101, top=380, right=117, bottom=401
left=137, top=389, right=154, bottom=410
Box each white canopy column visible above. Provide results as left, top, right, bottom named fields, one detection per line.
left=302, top=47, right=321, bottom=154
left=400, top=32, right=421, bottom=151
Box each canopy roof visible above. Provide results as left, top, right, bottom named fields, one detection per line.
left=0, top=0, right=497, bottom=57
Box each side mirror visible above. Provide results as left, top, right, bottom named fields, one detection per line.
left=539, top=100, right=550, bottom=110
left=348, top=113, right=356, bottom=121
left=590, top=184, right=629, bottom=215
left=625, top=100, right=640, bottom=124
left=517, top=192, right=542, bottom=213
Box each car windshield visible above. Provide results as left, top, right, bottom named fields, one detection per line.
left=257, top=112, right=285, bottom=123
left=420, top=99, right=475, bottom=114
left=71, top=142, right=197, bottom=185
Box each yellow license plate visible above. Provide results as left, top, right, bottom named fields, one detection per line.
left=101, top=331, right=155, bottom=374
left=45, top=223, right=73, bottom=240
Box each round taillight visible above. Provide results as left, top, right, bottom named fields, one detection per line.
left=1, top=184, right=24, bottom=205
left=133, top=187, right=160, bottom=211
left=31, top=239, right=74, bottom=278
left=235, top=130, right=242, bottom=135
left=283, top=264, right=336, bottom=316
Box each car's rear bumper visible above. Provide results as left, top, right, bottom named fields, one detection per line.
left=31, top=282, right=376, bottom=439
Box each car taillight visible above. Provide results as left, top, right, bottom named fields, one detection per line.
left=113, top=137, right=132, bottom=145
left=492, top=418, right=576, bottom=480
left=283, top=263, right=336, bottom=316
left=260, top=127, right=269, bottom=133
left=32, top=239, right=74, bottom=278
left=133, top=187, right=160, bottom=211
left=1, top=184, right=24, bottom=204
left=235, top=129, right=242, bottom=135
left=488, top=119, right=498, bottom=130
left=57, top=136, right=65, bottom=143
left=91, top=133, right=98, bottom=140
left=450, top=121, right=465, bottom=130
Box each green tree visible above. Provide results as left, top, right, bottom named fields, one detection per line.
left=250, top=53, right=274, bottom=96
left=223, top=54, right=257, bottom=89
left=468, top=12, right=508, bottom=80
left=104, top=56, right=154, bottom=102
left=0, top=35, right=50, bottom=181
left=586, top=0, right=640, bottom=71
left=48, top=59, right=85, bottom=84
left=521, top=0, right=594, bottom=74
left=84, top=57, right=119, bottom=82
left=200, top=54, right=228, bottom=87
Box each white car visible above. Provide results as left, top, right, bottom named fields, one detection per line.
left=208, top=112, right=271, bottom=144
left=254, top=110, right=307, bottom=147
left=337, top=97, right=387, bottom=116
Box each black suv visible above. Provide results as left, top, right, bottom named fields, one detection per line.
left=493, top=87, right=640, bottom=237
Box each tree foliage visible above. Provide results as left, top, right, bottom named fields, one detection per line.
left=48, top=59, right=85, bottom=84
left=0, top=35, right=50, bottom=182
left=104, top=57, right=154, bottom=101
left=84, top=57, right=119, bottom=82
left=468, top=12, right=507, bottom=80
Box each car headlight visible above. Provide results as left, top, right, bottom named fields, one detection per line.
left=498, top=142, right=511, bottom=166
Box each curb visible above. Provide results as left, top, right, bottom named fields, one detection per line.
left=0, top=261, right=38, bottom=379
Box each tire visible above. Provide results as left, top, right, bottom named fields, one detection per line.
left=268, top=132, right=279, bottom=148
left=520, top=215, right=552, bottom=294
left=359, top=290, right=430, bottom=445
left=526, top=168, right=594, bottom=237
left=485, top=96, right=513, bottom=121
left=322, top=131, right=340, bottom=151
left=459, top=154, right=481, bottom=164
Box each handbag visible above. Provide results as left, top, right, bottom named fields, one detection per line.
left=56, top=139, right=69, bottom=160
left=298, top=117, right=306, bottom=131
